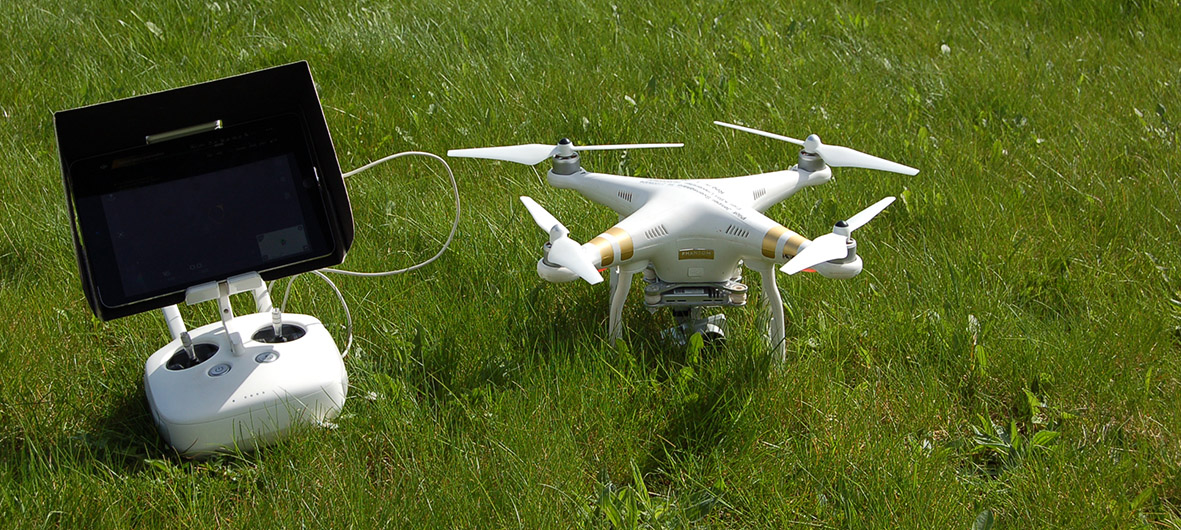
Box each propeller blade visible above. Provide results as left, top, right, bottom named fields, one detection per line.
left=781, top=233, right=848, bottom=275
left=549, top=237, right=603, bottom=285
left=713, top=121, right=804, bottom=146
left=519, top=197, right=602, bottom=285
left=845, top=196, right=896, bottom=231
left=780, top=196, right=896, bottom=274
left=448, top=144, right=558, bottom=166
left=519, top=196, right=562, bottom=234
left=449, top=142, right=682, bottom=166
left=812, top=143, right=919, bottom=176
left=715, top=120, right=919, bottom=176
left=574, top=143, right=684, bottom=152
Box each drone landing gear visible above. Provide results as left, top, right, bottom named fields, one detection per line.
left=607, top=267, right=636, bottom=343
left=750, top=262, right=787, bottom=362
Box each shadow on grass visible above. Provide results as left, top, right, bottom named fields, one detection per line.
left=0, top=245, right=33, bottom=287
left=639, top=336, right=775, bottom=474
left=506, top=282, right=614, bottom=366
left=362, top=272, right=777, bottom=481
left=509, top=280, right=780, bottom=468
left=521, top=280, right=779, bottom=475
left=0, top=389, right=186, bottom=483
left=69, top=389, right=179, bottom=470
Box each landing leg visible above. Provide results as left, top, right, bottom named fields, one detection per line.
left=609, top=216, right=623, bottom=295
left=755, top=263, right=786, bottom=362
left=608, top=268, right=634, bottom=343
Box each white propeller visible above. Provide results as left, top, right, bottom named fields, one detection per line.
left=450, top=139, right=683, bottom=166
left=845, top=195, right=896, bottom=231
left=713, top=121, right=919, bottom=176
left=781, top=196, right=895, bottom=275
left=519, top=196, right=603, bottom=284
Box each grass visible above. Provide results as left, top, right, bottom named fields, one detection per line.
left=2, top=0, right=1180, bottom=527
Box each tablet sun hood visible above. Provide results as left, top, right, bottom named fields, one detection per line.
left=55, top=62, right=353, bottom=320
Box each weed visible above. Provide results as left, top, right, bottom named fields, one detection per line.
left=583, top=462, right=723, bottom=529
left=961, top=413, right=1059, bottom=477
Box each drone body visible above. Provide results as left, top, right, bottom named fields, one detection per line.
left=450, top=122, right=917, bottom=360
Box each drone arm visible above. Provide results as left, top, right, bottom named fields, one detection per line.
left=739, top=211, right=811, bottom=265
left=576, top=202, right=674, bottom=273
left=607, top=211, right=626, bottom=292
left=710, top=168, right=833, bottom=213
left=548, top=171, right=656, bottom=217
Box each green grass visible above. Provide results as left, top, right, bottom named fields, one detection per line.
left=3, top=0, right=1181, bottom=527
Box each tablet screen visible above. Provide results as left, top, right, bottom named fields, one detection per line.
left=69, top=114, right=336, bottom=309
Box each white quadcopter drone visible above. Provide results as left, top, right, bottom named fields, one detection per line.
left=449, top=121, right=918, bottom=360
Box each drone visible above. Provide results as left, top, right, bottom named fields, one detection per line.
left=449, top=121, right=918, bottom=360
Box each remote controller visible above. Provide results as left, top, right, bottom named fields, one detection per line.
left=144, top=310, right=347, bottom=456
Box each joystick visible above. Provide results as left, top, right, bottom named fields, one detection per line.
left=272, top=308, right=282, bottom=338
left=164, top=332, right=217, bottom=371
left=181, top=332, right=196, bottom=363
left=252, top=307, right=308, bottom=343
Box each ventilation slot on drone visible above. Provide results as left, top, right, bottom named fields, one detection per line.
left=752, top=188, right=766, bottom=200
left=724, top=225, right=750, bottom=238
left=618, top=191, right=633, bottom=202
left=644, top=225, right=669, bottom=240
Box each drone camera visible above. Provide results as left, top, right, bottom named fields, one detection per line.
left=697, top=324, right=725, bottom=345
left=664, top=308, right=728, bottom=346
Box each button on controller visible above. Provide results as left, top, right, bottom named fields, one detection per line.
left=255, top=351, right=280, bottom=364
left=208, top=363, right=232, bottom=377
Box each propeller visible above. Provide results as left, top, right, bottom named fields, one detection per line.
left=781, top=196, right=895, bottom=275
left=519, top=196, right=603, bottom=284
left=449, top=138, right=683, bottom=166
left=713, top=121, right=919, bottom=176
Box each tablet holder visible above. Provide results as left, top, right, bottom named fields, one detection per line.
left=55, top=62, right=352, bottom=456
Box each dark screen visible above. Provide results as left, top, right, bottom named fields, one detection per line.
left=89, top=154, right=309, bottom=300
left=69, top=115, right=335, bottom=308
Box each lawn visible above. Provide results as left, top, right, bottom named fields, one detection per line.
left=2, top=0, right=1180, bottom=527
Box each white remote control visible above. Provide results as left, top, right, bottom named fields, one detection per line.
left=144, top=310, right=347, bottom=456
